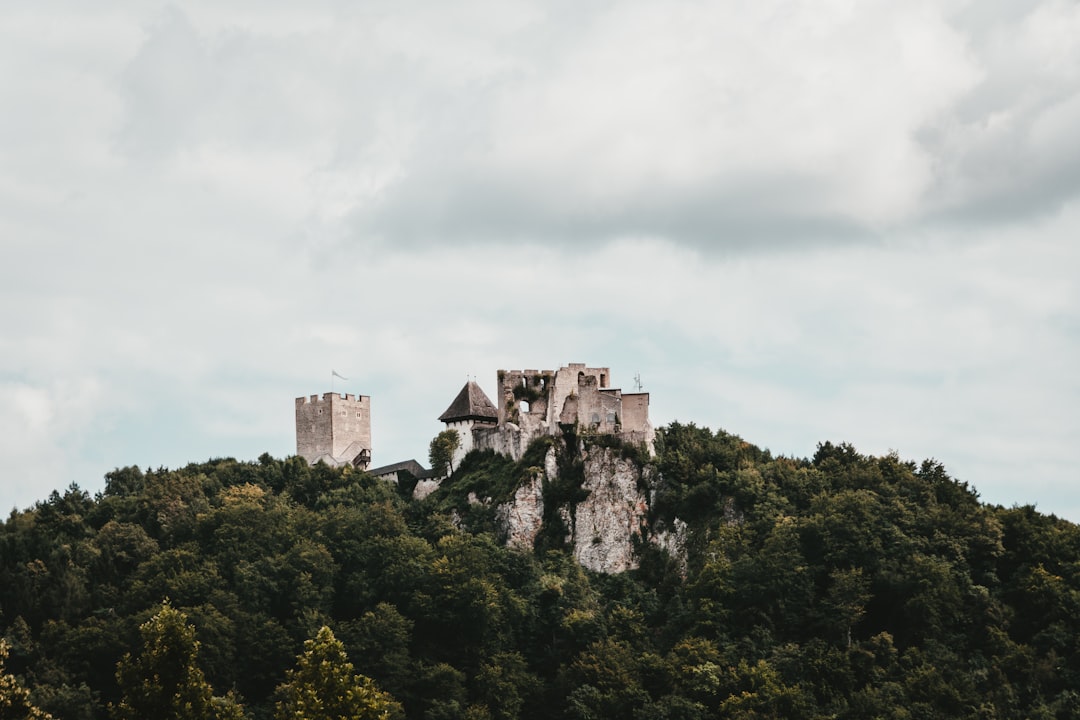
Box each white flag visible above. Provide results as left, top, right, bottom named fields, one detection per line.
left=332, top=370, right=348, bottom=380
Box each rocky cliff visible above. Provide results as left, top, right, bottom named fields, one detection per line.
left=432, top=435, right=684, bottom=574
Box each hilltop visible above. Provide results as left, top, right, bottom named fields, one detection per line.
left=2, top=423, right=1079, bottom=719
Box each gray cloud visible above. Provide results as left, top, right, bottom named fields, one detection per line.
left=95, top=1, right=1080, bottom=253
left=101, top=3, right=955, bottom=247
left=917, top=2, right=1080, bottom=224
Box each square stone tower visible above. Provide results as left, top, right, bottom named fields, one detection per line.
left=295, top=392, right=372, bottom=468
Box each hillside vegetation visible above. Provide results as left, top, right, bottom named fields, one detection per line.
left=2, top=423, right=1079, bottom=719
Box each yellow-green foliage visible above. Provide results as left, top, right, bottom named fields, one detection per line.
left=111, top=603, right=242, bottom=720
left=0, top=640, right=53, bottom=720
left=274, top=626, right=401, bottom=720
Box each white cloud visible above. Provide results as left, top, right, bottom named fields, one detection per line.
left=0, top=0, right=1077, bottom=524
left=486, top=0, right=978, bottom=227
left=0, top=378, right=107, bottom=511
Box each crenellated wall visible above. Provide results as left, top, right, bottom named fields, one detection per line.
left=295, top=392, right=372, bottom=468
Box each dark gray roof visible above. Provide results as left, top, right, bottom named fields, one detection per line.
left=438, top=381, right=498, bottom=423
left=368, top=459, right=436, bottom=479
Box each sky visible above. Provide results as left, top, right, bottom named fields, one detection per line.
left=1, top=0, right=1078, bottom=521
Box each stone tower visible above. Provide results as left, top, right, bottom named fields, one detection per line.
left=438, top=380, right=498, bottom=473
left=295, top=392, right=372, bottom=468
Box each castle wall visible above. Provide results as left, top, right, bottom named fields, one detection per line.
left=496, top=369, right=550, bottom=426
left=296, top=394, right=334, bottom=460
left=488, top=364, right=651, bottom=453
left=496, top=364, right=611, bottom=430
left=549, top=364, right=609, bottom=428
left=442, top=418, right=493, bottom=473
left=473, top=424, right=528, bottom=461
left=620, top=393, right=650, bottom=434
left=569, top=378, right=625, bottom=434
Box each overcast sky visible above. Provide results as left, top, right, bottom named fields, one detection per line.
left=2, top=0, right=1078, bottom=521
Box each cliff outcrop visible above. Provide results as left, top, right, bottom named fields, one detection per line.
left=434, top=436, right=682, bottom=574
left=566, top=446, right=652, bottom=573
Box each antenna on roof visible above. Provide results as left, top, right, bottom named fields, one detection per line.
left=633, top=372, right=643, bottom=392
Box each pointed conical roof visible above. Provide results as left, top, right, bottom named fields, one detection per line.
left=439, top=381, right=498, bottom=423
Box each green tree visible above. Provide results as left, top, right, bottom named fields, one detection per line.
left=429, top=429, right=461, bottom=478
left=111, top=602, right=238, bottom=720
left=0, top=640, right=53, bottom=720
left=823, top=567, right=871, bottom=648
left=274, top=626, right=401, bottom=720
left=475, top=652, right=540, bottom=720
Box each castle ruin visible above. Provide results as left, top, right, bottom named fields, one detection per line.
left=289, top=365, right=661, bottom=572
left=294, top=363, right=652, bottom=476
left=453, top=363, right=654, bottom=463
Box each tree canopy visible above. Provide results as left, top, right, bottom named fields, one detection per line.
left=1, top=425, right=1078, bottom=719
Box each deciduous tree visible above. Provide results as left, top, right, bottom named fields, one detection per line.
left=274, top=625, right=401, bottom=720
left=111, top=602, right=239, bottom=720
left=429, top=429, right=461, bottom=478
left=0, top=639, right=53, bottom=720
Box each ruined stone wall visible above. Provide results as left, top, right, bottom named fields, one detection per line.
left=484, top=364, right=659, bottom=459
left=473, top=424, right=528, bottom=461
left=548, top=364, right=609, bottom=428
left=575, top=376, right=601, bottom=426
left=572, top=383, right=627, bottom=436
left=496, top=364, right=611, bottom=431
left=294, top=393, right=371, bottom=465
left=496, top=369, right=551, bottom=426
left=620, top=393, right=650, bottom=434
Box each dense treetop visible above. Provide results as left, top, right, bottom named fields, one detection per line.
left=1, top=423, right=1078, bottom=719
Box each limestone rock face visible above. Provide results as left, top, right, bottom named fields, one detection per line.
left=569, top=449, right=651, bottom=573
left=497, top=468, right=545, bottom=551
left=491, top=442, right=685, bottom=574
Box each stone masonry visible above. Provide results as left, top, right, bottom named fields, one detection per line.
left=295, top=392, right=372, bottom=469
left=472, top=363, right=654, bottom=460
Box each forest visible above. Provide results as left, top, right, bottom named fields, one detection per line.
left=2, top=422, right=1079, bottom=719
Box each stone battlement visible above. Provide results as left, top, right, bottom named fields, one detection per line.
left=295, top=392, right=368, bottom=405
